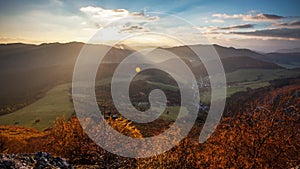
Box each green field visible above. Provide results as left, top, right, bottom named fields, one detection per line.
left=225, top=68, right=298, bottom=83
left=200, top=81, right=270, bottom=104
left=1, top=68, right=298, bottom=130
left=146, top=81, right=179, bottom=91
left=0, top=83, right=74, bottom=131
left=200, top=69, right=299, bottom=104
left=151, top=106, right=188, bottom=121
left=202, top=69, right=298, bottom=84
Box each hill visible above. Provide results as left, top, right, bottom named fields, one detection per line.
left=263, top=52, right=300, bottom=68
left=0, top=83, right=73, bottom=130
left=276, top=47, right=300, bottom=53
left=165, top=44, right=300, bottom=69
left=0, top=42, right=299, bottom=121
left=0, top=43, right=131, bottom=115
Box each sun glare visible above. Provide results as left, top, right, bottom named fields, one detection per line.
left=135, top=67, right=141, bottom=73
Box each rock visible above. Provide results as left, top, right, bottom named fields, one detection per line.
left=3, top=159, right=14, bottom=167
left=0, top=152, right=73, bottom=169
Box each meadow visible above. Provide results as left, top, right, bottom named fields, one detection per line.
left=0, top=83, right=73, bottom=130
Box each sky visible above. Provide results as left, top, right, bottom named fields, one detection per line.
left=0, top=0, right=300, bottom=52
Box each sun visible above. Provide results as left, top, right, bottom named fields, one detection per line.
left=135, top=67, right=141, bottom=73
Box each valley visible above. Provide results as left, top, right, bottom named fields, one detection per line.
left=0, top=43, right=299, bottom=131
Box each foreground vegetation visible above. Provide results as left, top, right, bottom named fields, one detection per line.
left=0, top=78, right=299, bottom=168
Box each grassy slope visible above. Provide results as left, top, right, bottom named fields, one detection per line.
left=0, top=83, right=73, bottom=131
left=226, top=69, right=298, bottom=83
left=200, top=69, right=299, bottom=104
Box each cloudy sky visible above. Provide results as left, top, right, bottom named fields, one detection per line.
left=0, top=0, right=299, bottom=52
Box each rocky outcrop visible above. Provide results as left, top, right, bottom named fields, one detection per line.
left=0, top=152, right=73, bottom=169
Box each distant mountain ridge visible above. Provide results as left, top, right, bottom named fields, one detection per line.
left=263, top=52, right=300, bottom=68
left=276, top=48, right=300, bottom=53
left=164, top=44, right=300, bottom=69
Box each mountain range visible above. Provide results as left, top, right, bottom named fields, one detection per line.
left=0, top=42, right=299, bottom=113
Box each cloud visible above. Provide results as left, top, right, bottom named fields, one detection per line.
left=211, top=19, right=224, bottom=23
left=213, top=13, right=284, bottom=22
left=80, top=6, right=159, bottom=28
left=230, top=28, right=300, bottom=40
left=49, top=0, right=63, bottom=6
left=274, top=20, right=300, bottom=28
left=119, top=25, right=148, bottom=33
left=0, top=9, right=96, bottom=44
left=251, top=13, right=284, bottom=20
left=80, top=6, right=129, bottom=19
left=197, top=24, right=255, bottom=33
left=218, top=24, right=255, bottom=30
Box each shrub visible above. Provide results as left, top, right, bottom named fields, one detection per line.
left=46, top=116, right=142, bottom=165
